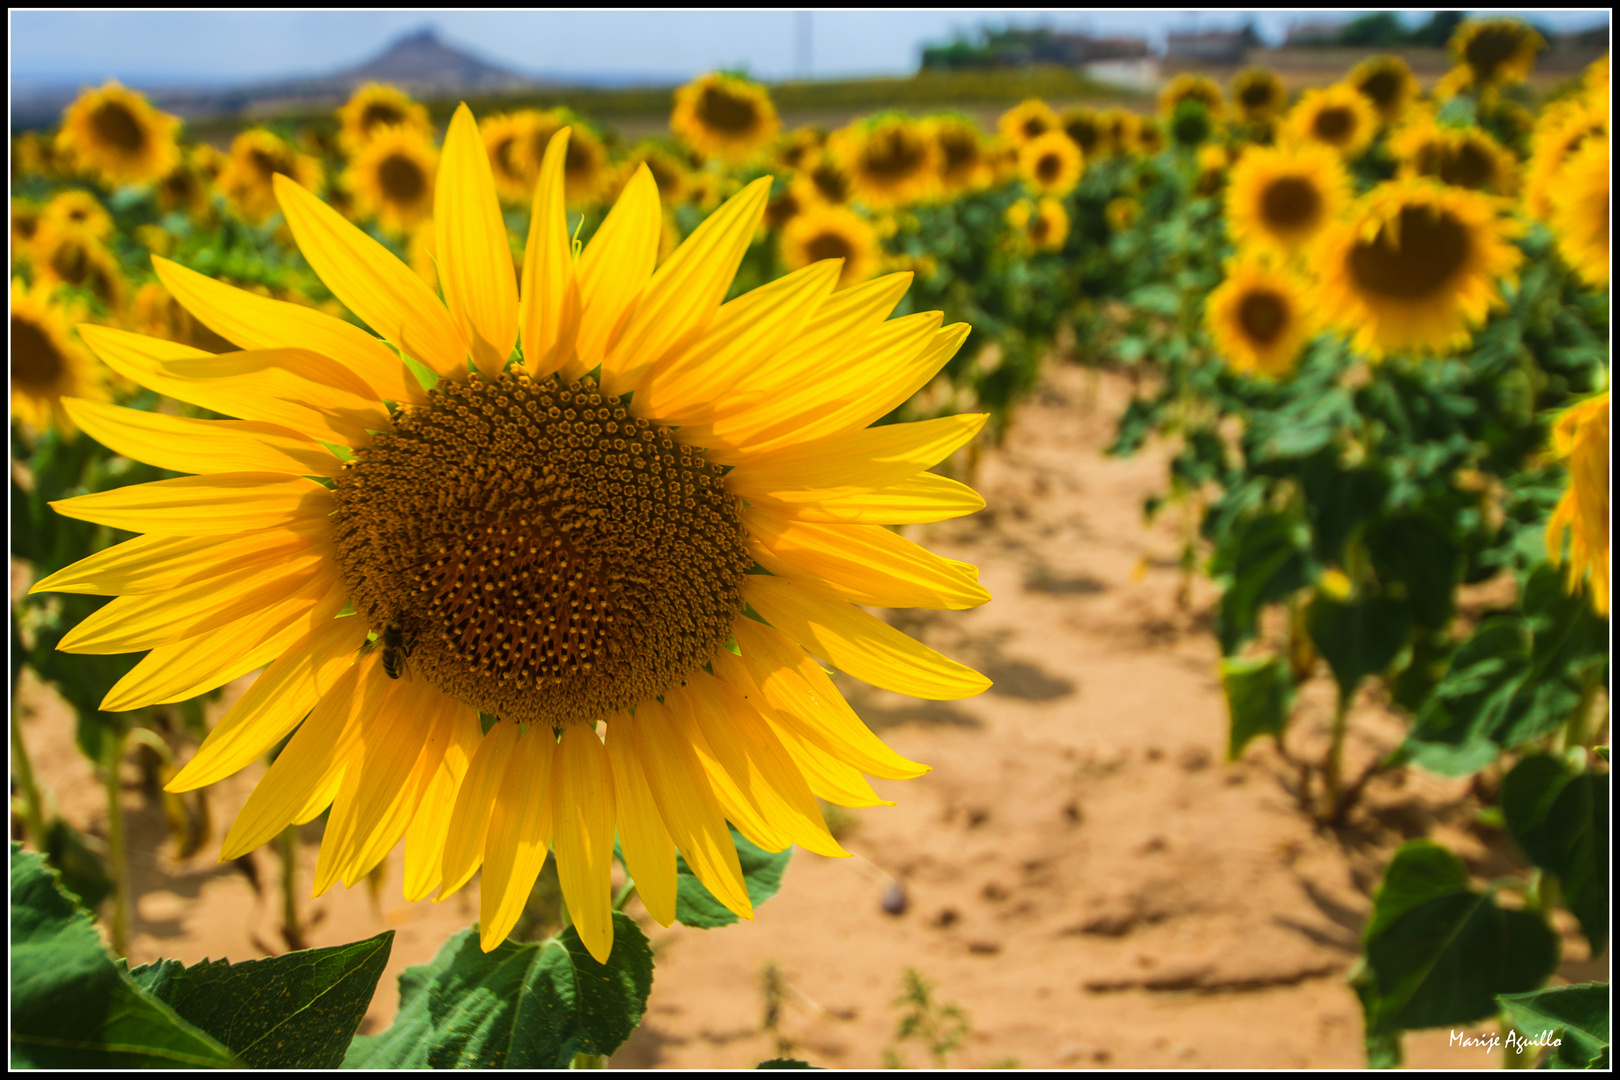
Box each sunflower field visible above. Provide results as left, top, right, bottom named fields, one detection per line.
left=9, top=16, right=1610, bottom=1069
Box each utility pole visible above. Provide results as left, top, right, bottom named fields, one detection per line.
left=795, top=11, right=812, bottom=79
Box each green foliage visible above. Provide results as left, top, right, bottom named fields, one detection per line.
left=887, top=968, right=970, bottom=1068
left=1497, top=983, right=1610, bottom=1069
left=671, top=825, right=793, bottom=929
left=344, top=916, right=653, bottom=1069
left=1306, top=592, right=1413, bottom=706
left=758, top=1059, right=823, bottom=1069
left=1501, top=756, right=1609, bottom=955
left=1220, top=654, right=1293, bottom=759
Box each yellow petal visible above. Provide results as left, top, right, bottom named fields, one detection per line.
left=31, top=524, right=324, bottom=597
left=632, top=699, right=751, bottom=919
left=49, top=473, right=332, bottom=534
left=633, top=259, right=841, bottom=425
left=745, top=576, right=990, bottom=700
left=663, top=682, right=791, bottom=852
left=274, top=172, right=468, bottom=377
left=745, top=514, right=990, bottom=610
left=438, top=719, right=520, bottom=899
left=101, top=588, right=348, bottom=712
left=744, top=471, right=986, bottom=525
left=403, top=706, right=483, bottom=902
left=600, top=176, right=772, bottom=398
left=219, top=655, right=382, bottom=859
left=152, top=255, right=426, bottom=406
left=572, top=165, right=660, bottom=374
left=552, top=725, right=618, bottom=963
left=167, top=613, right=368, bottom=792
left=63, top=398, right=337, bottom=477
left=604, top=712, right=678, bottom=927
left=518, top=127, right=581, bottom=379
left=728, top=413, right=987, bottom=495
left=479, top=725, right=557, bottom=951
left=732, top=616, right=930, bottom=780
left=436, top=104, right=519, bottom=378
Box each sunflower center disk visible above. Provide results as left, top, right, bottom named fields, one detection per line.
left=379, top=154, right=427, bottom=202
left=1260, top=177, right=1323, bottom=234
left=11, top=316, right=66, bottom=389
left=361, top=103, right=404, bottom=133
left=91, top=102, right=145, bottom=152
left=1347, top=207, right=1471, bottom=300
left=1237, top=291, right=1288, bottom=344
left=697, top=87, right=759, bottom=133
left=332, top=373, right=753, bottom=726
left=1313, top=108, right=1354, bottom=143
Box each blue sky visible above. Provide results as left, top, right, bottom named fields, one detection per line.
left=10, top=9, right=1610, bottom=87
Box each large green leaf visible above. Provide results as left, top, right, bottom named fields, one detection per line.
left=343, top=914, right=652, bottom=1069
left=1301, top=460, right=1392, bottom=564
left=1497, top=983, right=1609, bottom=1069
left=127, top=932, right=393, bottom=1068
left=674, top=825, right=793, bottom=930
left=1209, top=510, right=1312, bottom=655
left=1501, top=757, right=1609, bottom=955
left=1367, top=513, right=1462, bottom=631
left=9, top=843, right=238, bottom=1069
left=1306, top=592, right=1412, bottom=705
left=1220, top=654, right=1293, bottom=760
left=1356, top=841, right=1560, bottom=1040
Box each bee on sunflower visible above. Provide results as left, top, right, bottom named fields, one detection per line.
left=1205, top=254, right=1314, bottom=379
left=1005, top=197, right=1070, bottom=253
left=779, top=205, right=880, bottom=287
left=1230, top=68, right=1287, bottom=124
left=829, top=117, right=941, bottom=209
left=336, top=82, right=433, bottom=154
left=34, top=107, right=990, bottom=965
left=55, top=81, right=181, bottom=187
left=1347, top=55, right=1419, bottom=126
left=10, top=278, right=106, bottom=434
left=1310, top=178, right=1521, bottom=357
left=671, top=72, right=780, bottom=162
left=217, top=129, right=324, bottom=225
left=1545, top=392, right=1610, bottom=617
left=1283, top=84, right=1378, bottom=157
left=998, top=99, right=1061, bottom=146
left=345, top=126, right=439, bottom=235
left=1159, top=73, right=1226, bottom=122
left=1444, top=18, right=1546, bottom=94
left=1225, top=142, right=1351, bottom=256
left=1017, top=131, right=1083, bottom=197
left=1548, top=137, right=1609, bottom=289
left=930, top=116, right=994, bottom=198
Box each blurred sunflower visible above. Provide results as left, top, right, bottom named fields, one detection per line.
left=792, top=152, right=855, bottom=208
left=615, top=144, right=693, bottom=206
left=1585, top=54, right=1609, bottom=120
left=831, top=118, right=941, bottom=208
left=1159, top=74, right=1225, bottom=121
left=1523, top=98, right=1608, bottom=220
left=1347, top=55, right=1419, bottom=125
left=1391, top=120, right=1518, bottom=196
left=998, top=99, right=1060, bottom=146
left=1195, top=144, right=1229, bottom=196
left=130, top=281, right=237, bottom=354
left=218, top=129, right=324, bottom=225
left=13, top=131, right=62, bottom=179
left=337, top=82, right=433, bottom=153
left=518, top=112, right=610, bottom=208
left=1284, top=84, right=1378, bottom=156
left=10, top=278, right=105, bottom=433
left=931, top=116, right=994, bottom=197
left=1447, top=18, right=1546, bottom=91
left=671, top=72, right=780, bottom=162
left=1018, top=131, right=1083, bottom=197
left=12, top=198, right=43, bottom=257
left=773, top=126, right=825, bottom=172
left=1206, top=255, right=1313, bottom=378
left=155, top=149, right=216, bottom=219
left=1312, top=178, right=1521, bottom=357
left=1545, top=392, right=1610, bottom=617
left=1097, top=110, right=1140, bottom=157
left=1230, top=68, right=1287, bottom=123
left=1548, top=138, right=1609, bottom=289
left=1105, top=196, right=1141, bottom=231
left=480, top=111, right=541, bottom=204
left=1006, top=197, right=1069, bottom=253
left=763, top=183, right=806, bottom=230
left=780, top=205, right=880, bottom=287
left=38, top=189, right=114, bottom=243
left=1226, top=142, right=1351, bottom=255
left=1135, top=118, right=1167, bottom=156
left=1059, top=108, right=1104, bottom=158
left=37, top=109, right=988, bottom=965
left=55, top=81, right=181, bottom=186
left=346, top=126, right=439, bottom=235
left=32, top=232, right=127, bottom=315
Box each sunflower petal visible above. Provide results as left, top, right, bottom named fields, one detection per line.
left=63, top=398, right=337, bottom=477
left=274, top=173, right=468, bottom=377
left=728, top=413, right=987, bottom=495
left=403, top=706, right=482, bottom=902
left=743, top=471, right=985, bottom=524
left=745, top=514, right=990, bottom=610
left=152, top=255, right=426, bottom=406
left=31, top=524, right=324, bottom=597
left=436, top=104, right=519, bottom=377
left=519, top=127, right=580, bottom=379
left=438, top=719, right=520, bottom=898
left=479, top=726, right=557, bottom=950
left=553, top=725, right=618, bottom=963
left=600, top=176, right=772, bottom=398
left=605, top=713, right=678, bottom=926
left=632, top=699, right=751, bottom=919
left=573, top=164, right=660, bottom=372
left=49, top=473, right=332, bottom=534
left=664, top=683, right=791, bottom=852
left=167, top=613, right=367, bottom=792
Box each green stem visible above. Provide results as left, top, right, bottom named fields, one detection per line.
left=277, top=826, right=302, bottom=949
left=102, top=724, right=130, bottom=958
left=1321, top=694, right=1351, bottom=822
left=612, top=879, right=638, bottom=912
left=10, top=703, right=48, bottom=850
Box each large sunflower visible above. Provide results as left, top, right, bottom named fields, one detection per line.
left=1347, top=55, right=1418, bottom=125
left=218, top=129, right=324, bottom=225
left=780, top=205, right=880, bottom=287
left=671, top=73, right=780, bottom=162
left=1206, top=254, right=1313, bottom=378
left=1230, top=68, right=1287, bottom=123
left=1548, top=138, right=1609, bottom=289
left=1447, top=18, right=1546, bottom=90
left=1283, top=84, right=1378, bottom=157
left=1523, top=98, right=1608, bottom=221
left=998, top=99, right=1060, bottom=146
left=55, top=81, right=181, bottom=187
left=931, top=116, right=993, bottom=197
left=1017, top=131, right=1083, bottom=197
left=1545, top=392, right=1610, bottom=617
left=1311, top=178, right=1521, bottom=357
left=337, top=82, right=433, bottom=154
left=1225, top=142, right=1351, bottom=255
left=345, top=126, right=439, bottom=235
left=1391, top=119, right=1517, bottom=196
left=830, top=118, right=941, bottom=209
left=36, top=108, right=990, bottom=965
left=11, top=278, right=105, bottom=433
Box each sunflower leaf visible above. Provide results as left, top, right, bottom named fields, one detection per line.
left=674, top=825, right=793, bottom=929
left=1496, top=983, right=1609, bottom=1068
left=1220, top=654, right=1293, bottom=760
left=1501, top=756, right=1609, bottom=956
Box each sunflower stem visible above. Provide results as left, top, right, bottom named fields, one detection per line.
left=277, top=826, right=304, bottom=951
left=10, top=701, right=48, bottom=850
left=612, top=879, right=638, bottom=912
left=1320, top=694, right=1351, bottom=823
left=102, top=723, right=130, bottom=958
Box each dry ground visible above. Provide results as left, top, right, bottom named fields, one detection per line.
left=13, top=365, right=1603, bottom=1069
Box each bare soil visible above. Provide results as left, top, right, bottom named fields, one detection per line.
left=13, top=365, right=1603, bottom=1069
